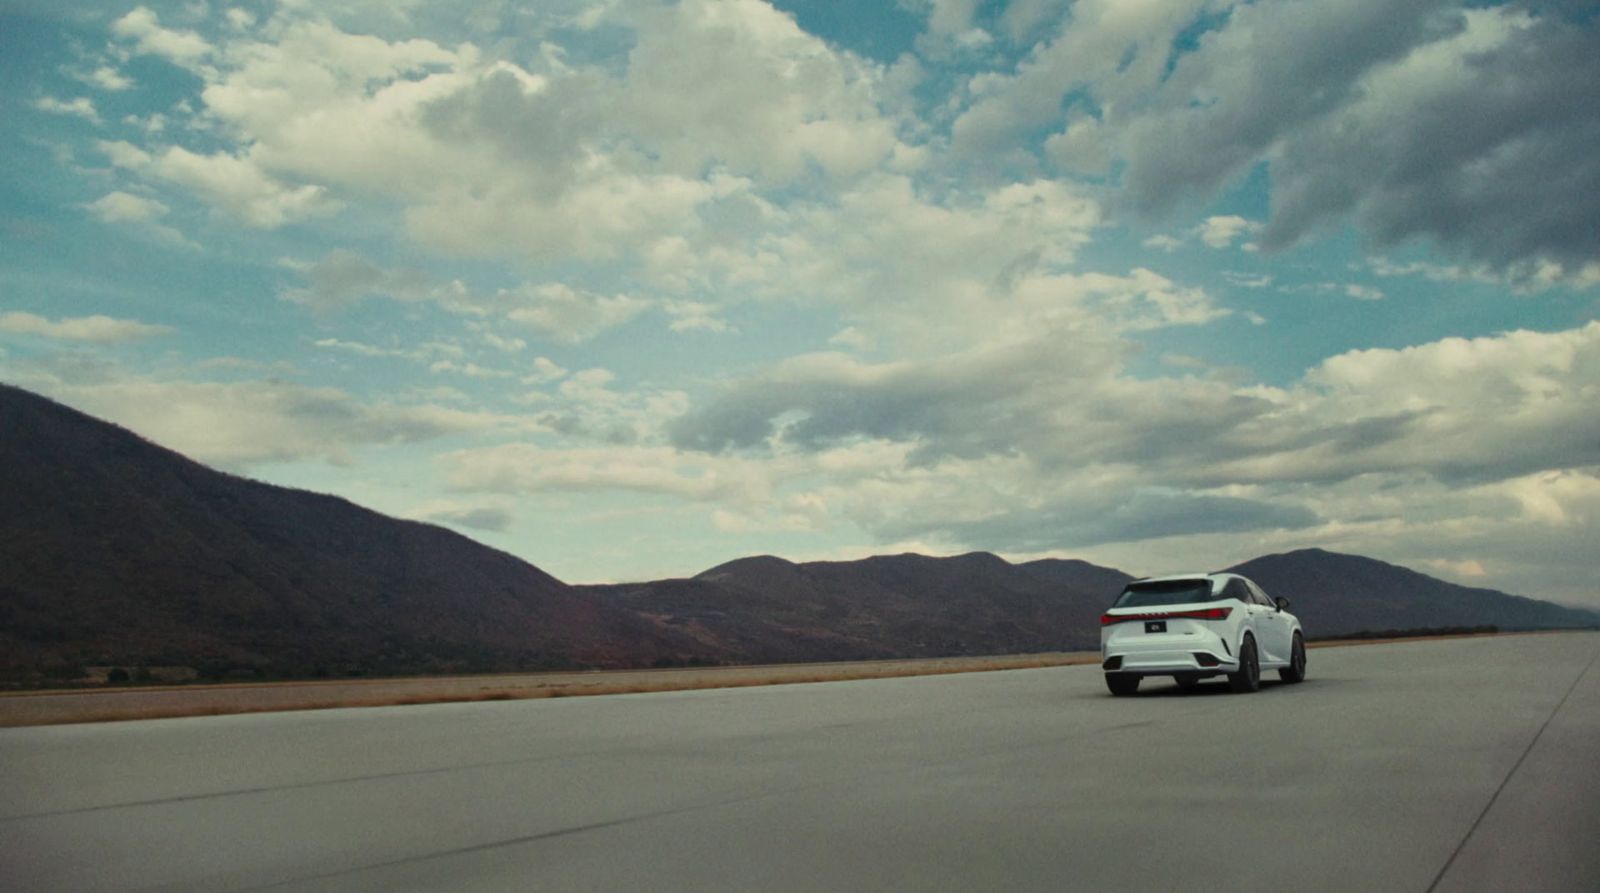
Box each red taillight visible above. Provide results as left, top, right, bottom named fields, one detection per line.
left=1181, top=607, right=1233, bottom=622
left=1101, top=607, right=1233, bottom=626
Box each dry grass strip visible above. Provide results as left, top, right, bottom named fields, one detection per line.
left=0, top=630, right=1564, bottom=728
left=0, top=653, right=1099, bottom=727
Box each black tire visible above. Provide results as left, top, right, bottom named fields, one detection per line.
left=1173, top=673, right=1201, bottom=690
left=1105, top=674, right=1140, bottom=697
left=1279, top=633, right=1307, bottom=684
left=1228, top=635, right=1260, bottom=693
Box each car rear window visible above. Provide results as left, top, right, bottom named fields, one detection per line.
left=1112, top=579, right=1214, bottom=608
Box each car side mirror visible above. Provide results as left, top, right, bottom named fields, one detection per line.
left=1274, top=596, right=1290, bottom=612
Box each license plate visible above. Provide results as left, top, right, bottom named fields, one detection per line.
left=1145, top=621, right=1167, bottom=633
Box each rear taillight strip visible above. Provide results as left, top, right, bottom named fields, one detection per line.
left=1100, top=607, right=1233, bottom=626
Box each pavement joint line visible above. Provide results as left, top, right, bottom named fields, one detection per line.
left=221, top=815, right=643, bottom=893
left=220, top=777, right=865, bottom=893
left=1423, top=644, right=1600, bottom=893
left=206, top=694, right=1220, bottom=891
left=0, top=752, right=594, bottom=824
left=0, top=689, right=1186, bottom=825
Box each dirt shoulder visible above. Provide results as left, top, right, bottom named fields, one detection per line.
left=0, top=630, right=1546, bottom=727
left=0, top=653, right=1096, bottom=727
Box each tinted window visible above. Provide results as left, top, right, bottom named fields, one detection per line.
left=1247, top=581, right=1273, bottom=606
left=1221, top=579, right=1252, bottom=602
left=1112, top=579, right=1214, bottom=608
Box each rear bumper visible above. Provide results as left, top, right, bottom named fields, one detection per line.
left=1103, top=633, right=1239, bottom=675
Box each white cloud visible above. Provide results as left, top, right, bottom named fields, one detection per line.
left=0, top=312, right=171, bottom=342
left=1142, top=220, right=1265, bottom=254
left=1368, top=255, right=1600, bottom=294
left=407, top=168, right=752, bottom=264
left=111, top=6, right=215, bottom=66
left=83, top=191, right=168, bottom=223
left=443, top=443, right=768, bottom=502
left=1345, top=284, right=1384, bottom=301
left=84, top=4, right=1115, bottom=353
left=828, top=326, right=876, bottom=352
left=411, top=499, right=515, bottom=532
left=503, top=283, right=652, bottom=344
left=1489, top=469, right=1600, bottom=528
left=94, top=0, right=913, bottom=274
left=1223, top=272, right=1274, bottom=289
left=315, top=337, right=401, bottom=358
left=663, top=301, right=734, bottom=334
left=311, top=337, right=467, bottom=364
left=952, top=0, right=1219, bottom=162
left=79, top=187, right=196, bottom=246
left=1208, top=323, right=1600, bottom=486
left=1044, top=116, right=1111, bottom=175
left=1195, top=215, right=1259, bottom=250
left=428, top=360, right=514, bottom=379
left=480, top=332, right=526, bottom=353
left=280, top=251, right=721, bottom=343
left=729, top=175, right=1102, bottom=344
left=907, top=0, right=995, bottom=60
left=80, top=189, right=195, bottom=247
left=86, top=65, right=134, bottom=91
left=10, top=373, right=514, bottom=469
left=34, top=96, right=102, bottom=124
left=98, top=139, right=151, bottom=168
left=618, top=0, right=902, bottom=183
left=523, top=356, right=568, bottom=385
left=102, top=141, right=339, bottom=229
left=1420, top=557, right=1487, bottom=578
left=1007, top=267, right=1227, bottom=334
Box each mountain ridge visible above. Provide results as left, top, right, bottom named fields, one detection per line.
left=3, top=382, right=1593, bottom=684
left=0, top=383, right=708, bottom=680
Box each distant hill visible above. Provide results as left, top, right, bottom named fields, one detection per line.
left=2, top=383, right=1592, bottom=685
left=578, top=551, right=1133, bottom=659
left=1017, top=558, right=1139, bottom=598
left=0, top=384, right=705, bottom=682
left=587, top=548, right=1596, bottom=658
left=1228, top=549, right=1598, bottom=637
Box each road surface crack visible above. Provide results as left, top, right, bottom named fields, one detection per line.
left=1423, top=646, right=1599, bottom=892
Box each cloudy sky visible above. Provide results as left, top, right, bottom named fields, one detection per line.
left=4, top=0, right=1598, bottom=607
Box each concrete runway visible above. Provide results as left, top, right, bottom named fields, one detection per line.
left=2, top=633, right=1595, bottom=892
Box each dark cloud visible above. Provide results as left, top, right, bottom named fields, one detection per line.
left=1118, top=0, right=1456, bottom=218
left=1110, top=2, right=1600, bottom=278
left=420, top=67, right=610, bottom=197
left=670, top=323, right=1600, bottom=496
left=667, top=341, right=1115, bottom=463
left=1262, top=11, right=1600, bottom=274
left=281, top=250, right=434, bottom=311
left=886, top=491, right=1321, bottom=552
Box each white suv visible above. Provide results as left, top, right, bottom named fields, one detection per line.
left=1100, top=572, right=1306, bottom=696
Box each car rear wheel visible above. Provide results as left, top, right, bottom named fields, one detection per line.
left=1105, top=674, right=1140, bottom=696
left=1279, top=633, right=1307, bottom=684
left=1228, top=635, right=1260, bottom=693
